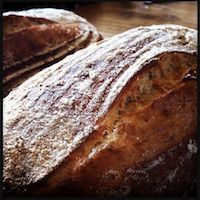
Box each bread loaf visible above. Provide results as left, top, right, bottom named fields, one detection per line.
left=3, top=8, right=102, bottom=96
left=3, top=24, right=197, bottom=197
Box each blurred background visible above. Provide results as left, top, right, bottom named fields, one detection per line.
left=3, top=0, right=197, bottom=38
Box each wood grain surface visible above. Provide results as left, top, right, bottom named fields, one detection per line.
left=75, top=1, right=197, bottom=38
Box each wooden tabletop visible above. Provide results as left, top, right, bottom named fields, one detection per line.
left=75, top=1, right=197, bottom=38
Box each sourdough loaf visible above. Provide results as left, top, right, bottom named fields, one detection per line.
left=3, top=8, right=102, bottom=96
left=3, top=24, right=197, bottom=197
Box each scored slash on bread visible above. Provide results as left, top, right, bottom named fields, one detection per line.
left=3, top=8, right=102, bottom=96
left=3, top=24, right=197, bottom=197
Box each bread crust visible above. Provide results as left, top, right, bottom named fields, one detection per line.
left=3, top=25, right=197, bottom=196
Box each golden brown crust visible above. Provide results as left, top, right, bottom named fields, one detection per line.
left=26, top=53, right=197, bottom=197
left=3, top=25, right=197, bottom=196
left=3, top=15, right=55, bottom=37
left=4, top=23, right=81, bottom=72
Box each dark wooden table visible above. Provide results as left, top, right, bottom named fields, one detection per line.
left=75, top=1, right=197, bottom=38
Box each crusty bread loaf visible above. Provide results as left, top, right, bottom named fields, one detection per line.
left=3, top=8, right=102, bottom=96
left=3, top=24, right=197, bottom=197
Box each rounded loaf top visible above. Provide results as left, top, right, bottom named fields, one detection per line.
left=3, top=24, right=197, bottom=189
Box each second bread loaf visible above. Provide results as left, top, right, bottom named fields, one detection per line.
left=3, top=8, right=102, bottom=96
